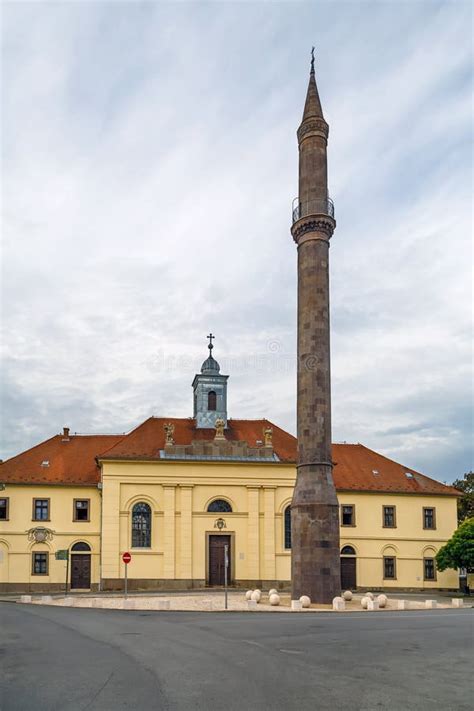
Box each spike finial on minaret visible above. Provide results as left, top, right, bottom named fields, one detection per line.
left=310, top=46, right=315, bottom=74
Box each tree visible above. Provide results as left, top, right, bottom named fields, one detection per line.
left=452, top=471, right=474, bottom=523
left=435, top=518, right=474, bottom=572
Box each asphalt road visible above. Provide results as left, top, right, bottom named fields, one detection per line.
left=1, top=603, right=472, bottom=711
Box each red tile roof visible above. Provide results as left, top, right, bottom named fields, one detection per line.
left=0, top=417, right=460, bottom=496
left=99, top=417, right=297, bottom=462
left=0, top=434, right=124, bottom=486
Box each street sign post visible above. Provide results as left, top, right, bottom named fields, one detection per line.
left=224, top=544, right=229, bottom=610
left=122, top=551, right=131, bottom=598
left=56, top=549, right=69, bottom=596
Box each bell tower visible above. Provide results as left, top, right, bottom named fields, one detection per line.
left=290, top=50, right=340, bottom=603
left=192, top=334, right=229, bottom=429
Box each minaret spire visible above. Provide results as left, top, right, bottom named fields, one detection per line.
left=290, top=56, right=339, bottom=604
left=302, top=47, right=324, bottom=122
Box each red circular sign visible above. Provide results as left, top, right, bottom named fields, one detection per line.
left=122, top=552, right=131, bottom=564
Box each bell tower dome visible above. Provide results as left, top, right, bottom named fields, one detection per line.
left=192, top=334, right=229, bottom=428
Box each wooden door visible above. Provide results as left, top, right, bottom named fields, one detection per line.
left=71, top=554, right=91, bottom=589
left=340, top=556, right=356, bottom=590
left=209, top=535, right=231, bottom=586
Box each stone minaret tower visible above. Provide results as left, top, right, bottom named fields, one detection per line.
left=290, top=52, right=340, bottom=603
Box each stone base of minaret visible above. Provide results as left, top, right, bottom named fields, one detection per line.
left=291, top=465, right=340, bottom=603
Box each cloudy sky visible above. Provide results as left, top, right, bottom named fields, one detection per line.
left=1, top=1, right=472, bottom=482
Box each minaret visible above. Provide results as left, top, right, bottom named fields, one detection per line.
left=290, top=50, right=340, bottom=603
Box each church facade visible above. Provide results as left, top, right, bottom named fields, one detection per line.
left=0, top=342, right=460, bottom=593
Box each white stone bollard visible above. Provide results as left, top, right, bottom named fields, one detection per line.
left=377, top=594, right=388, bottom=608
left=291, top=600, right=302, bottom=611
left=269, top=593, right=280, bottom=606
left=332, top=596, right=345, bottom=611
left=247, top=600, right=258, bottom=610
left=299, top=595, right=311, bottom=608
left=245, top=590, right=253, bottom=600
left=20, top=595, right=32, bottom=603
left=158, top=600, right=170, bottom=610
left=425, top=599, right=437, bottom=609
left=367, top=599, right=379, bottom=611
left=364, top=592, right=374, bottom=600
left=452, top=598, right=464, bottom=608
left=268, top=588, right=278, bottom=596
left=361, top=596, right=369, bottom=609
left=251, top=590, right=261, bottom=603
left=397, top=599, right=407, bottom=610
left=342, top=590, right=353, bottom=601
left=41, top=595, right=53, bottom=604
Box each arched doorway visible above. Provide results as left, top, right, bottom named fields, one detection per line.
left=70, top=542, right=91, bottom=590
left=340, top=545, right=357, bottom=590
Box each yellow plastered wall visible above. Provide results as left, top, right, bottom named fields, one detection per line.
left=99, top=459, right=459, bottom=589
left=0, top=485, right=101, bottom=587
left=338, top=492, right=459, bottom=589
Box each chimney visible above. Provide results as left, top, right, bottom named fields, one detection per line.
left=62, top=427, right=70, bottom=440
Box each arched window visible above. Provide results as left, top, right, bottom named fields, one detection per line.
left=132, top=503, right=152, bottom=548
left=341, top=545, right=356, bottom=555
left=71, top=542, right=91, bottom=551
left=208, top=390, right=217, bottom=411
left=207, top=499, right=232, bottom=513
left=284, top=505, right=292, bottom=549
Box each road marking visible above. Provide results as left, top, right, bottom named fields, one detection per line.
left=279, top=649, right=303, bottom=655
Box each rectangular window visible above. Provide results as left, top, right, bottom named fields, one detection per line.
left=383, top=556, right=396, bottom=579
left=423, top=507, right=436, bottom=530
left=32, top=552, right=48, bottom=575
left=33, top=498, right=50, bottom=521
left=0, top=498, right=9, bottom=520
left=341, top=505, right=355, bottom=526
left=383, top=505, right=396, bottom=528
left=73, top=499, right=90, bottom=522
left=424, top=557, right=436, bottom=581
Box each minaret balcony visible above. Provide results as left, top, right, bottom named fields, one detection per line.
left=292, top=196, right=335, bottom=223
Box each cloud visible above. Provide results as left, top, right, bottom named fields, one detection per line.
left=1, top=1, right=472, bottom=482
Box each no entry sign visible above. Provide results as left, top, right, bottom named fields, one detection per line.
left=122, top=552, right=131, bottom=564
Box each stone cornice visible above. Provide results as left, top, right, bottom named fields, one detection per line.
left=291, top=215, right=335, bottom=244
left=297, top=118, right=329, bottom=143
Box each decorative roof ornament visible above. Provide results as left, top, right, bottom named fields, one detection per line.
left=310, top=45, right=315, bottom=74
left=263, top=426, right=273, bottom=448
left=164, top=423, right=175, bottom=446
left=214, top=418, right=226, bottom=440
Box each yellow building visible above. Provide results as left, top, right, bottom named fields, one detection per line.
left=0, top=347, right=460, bottom=593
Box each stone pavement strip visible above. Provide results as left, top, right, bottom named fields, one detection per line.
left=16, top=591, right=470, bottom=613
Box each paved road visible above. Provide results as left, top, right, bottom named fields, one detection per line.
left=1, top=603, right=472, bottom=711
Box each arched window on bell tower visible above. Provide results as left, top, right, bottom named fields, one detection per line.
left=208, top=390, right=217, bottom=411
